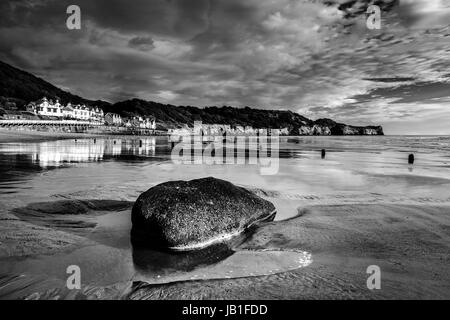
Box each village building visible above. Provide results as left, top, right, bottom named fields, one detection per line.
left=270, top=127, right=289, bottom=136
left=72, top=105, right=90, bottom=120
left=26, top=98, right=104, bottom=122
left=105, top=113, right=123, bottom=126
left=10, top=97, right=161, bottom=128
left=122, top=117, right=133, bottom=128
left=62, top=103, right=75, bottom=119
left=138, top=116, right=156, bottom=129
left=90, top=107, right=104, bottom=122
left=33, top=97, right=63, bottom=117
left=122, top=116, right=156, bottom=129
left=26, top=102, right=37, bottom=114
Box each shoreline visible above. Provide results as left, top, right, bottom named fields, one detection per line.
left=0, top=128, right=104, bottom=144
left=0, top=128, right=166, bottom=144
left=0, top=127, right=388, bottom=145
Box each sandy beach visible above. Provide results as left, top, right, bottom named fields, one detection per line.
left=1, top=201, right=449, bottom=299
left=0, top=135, right=449, bottom=300
left=124, top=203, right=450, bottom=300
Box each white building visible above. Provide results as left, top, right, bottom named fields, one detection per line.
left=62, top=103, right=104, bottom=122
left=122, top=116, right=156, bottom=129
left=62, top=103, right=75, bottom=119
left=29, top=98, right=104, bottom=123
left=34, top=97, right=63, bottom=117
left=72, top=105, right=90, bottom=120
left=90, top=107, right=104, bottom=122
left=139, top=117, right=156, bottom=129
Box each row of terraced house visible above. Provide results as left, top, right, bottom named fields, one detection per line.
left=26, top=97, right=104, bottom=122
left=25, top=97, right=156, bottom=129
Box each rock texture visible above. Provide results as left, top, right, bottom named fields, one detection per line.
left=131, top=177, right=276, bottom=251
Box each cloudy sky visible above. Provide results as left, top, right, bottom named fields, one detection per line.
left=0, top=0, right=449, bottom=134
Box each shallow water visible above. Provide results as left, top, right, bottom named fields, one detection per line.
left=0, top=135, right=449, bottom=297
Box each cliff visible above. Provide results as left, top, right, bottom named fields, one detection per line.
left=299, top=118, right=383, bottom=136
left=0, top=60, right=383, bottom=136
left=105, top=99, right=384, bottom=136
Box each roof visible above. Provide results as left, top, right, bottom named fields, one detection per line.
left=106, top=112, right=121, bottom=117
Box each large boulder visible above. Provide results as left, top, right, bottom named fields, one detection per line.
left=131, top=177, right=276, bottom=251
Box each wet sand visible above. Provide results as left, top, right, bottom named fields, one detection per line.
left=1, top=202, right=449, bottom=299
left=128, top=204, right=450, bottom=300
left=1, top=135, right=449, bottom=299
left=0, top=199, right=133, bottom=258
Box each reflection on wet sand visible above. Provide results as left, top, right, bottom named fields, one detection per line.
left=0, top=138, right=161, bottom=168
left=0, top=196, right=313, bottom=298
left=132, top=243, right=236, bottom=275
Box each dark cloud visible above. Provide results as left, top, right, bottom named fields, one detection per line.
left=128, top=36, right=155, bottom=51
left=320, top=0, right=400, bottom=18
left=0, top=0, right=449, bottom=133
left=363, top=77, right=416, bottom=83
left=349, top=81, right=450, bottom=105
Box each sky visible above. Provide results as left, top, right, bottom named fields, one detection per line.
left=0, top=0, right=449, bottom=134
